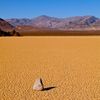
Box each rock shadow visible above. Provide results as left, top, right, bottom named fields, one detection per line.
left=42, top=86, right=56, bottom=91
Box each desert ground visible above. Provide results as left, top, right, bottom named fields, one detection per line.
left=0, top=36, right=100, bottom=100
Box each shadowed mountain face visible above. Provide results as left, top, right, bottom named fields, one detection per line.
left=6, top=15, right=100, bottom=30
left=0, top=18, right=20, bottom=36
left=0, top=18, right=14, bottom=31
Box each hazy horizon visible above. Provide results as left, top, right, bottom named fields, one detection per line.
left=0, top=0, right=100, bottom=19
left=2, top=15, right=100, bottom=19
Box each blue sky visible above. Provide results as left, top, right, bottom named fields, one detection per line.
left=0, top=0, right=100, bottom=18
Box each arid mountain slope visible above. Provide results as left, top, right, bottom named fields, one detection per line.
left=0, top=18, right=14, bottom=31
left=6, top=15, right=100, bottom=30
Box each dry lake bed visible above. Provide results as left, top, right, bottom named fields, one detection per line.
left=0, top=36, right=100, bottom=100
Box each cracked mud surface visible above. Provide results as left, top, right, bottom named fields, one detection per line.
left=0, top=36, right=100, bottom=100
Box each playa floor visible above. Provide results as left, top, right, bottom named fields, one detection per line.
left=0, top=36, right=100, bottom=100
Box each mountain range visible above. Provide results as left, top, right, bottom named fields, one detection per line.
left=1, top=15, right=100, bottom=31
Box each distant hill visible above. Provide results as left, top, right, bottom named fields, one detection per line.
left=0, top=18, right=14, bottom=31
left=6, top=18, right=32, bottom=26
left=0, top=18, right=20, bottom=36
left=6, top=15, right=100, bottom=31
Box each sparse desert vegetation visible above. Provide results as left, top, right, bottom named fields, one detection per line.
left=0, top=29, right=20, bottom=36
left=0, top=36, right=100, bottom=100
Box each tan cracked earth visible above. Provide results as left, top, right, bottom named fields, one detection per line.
left=0, top=36, right=100, bottom=100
